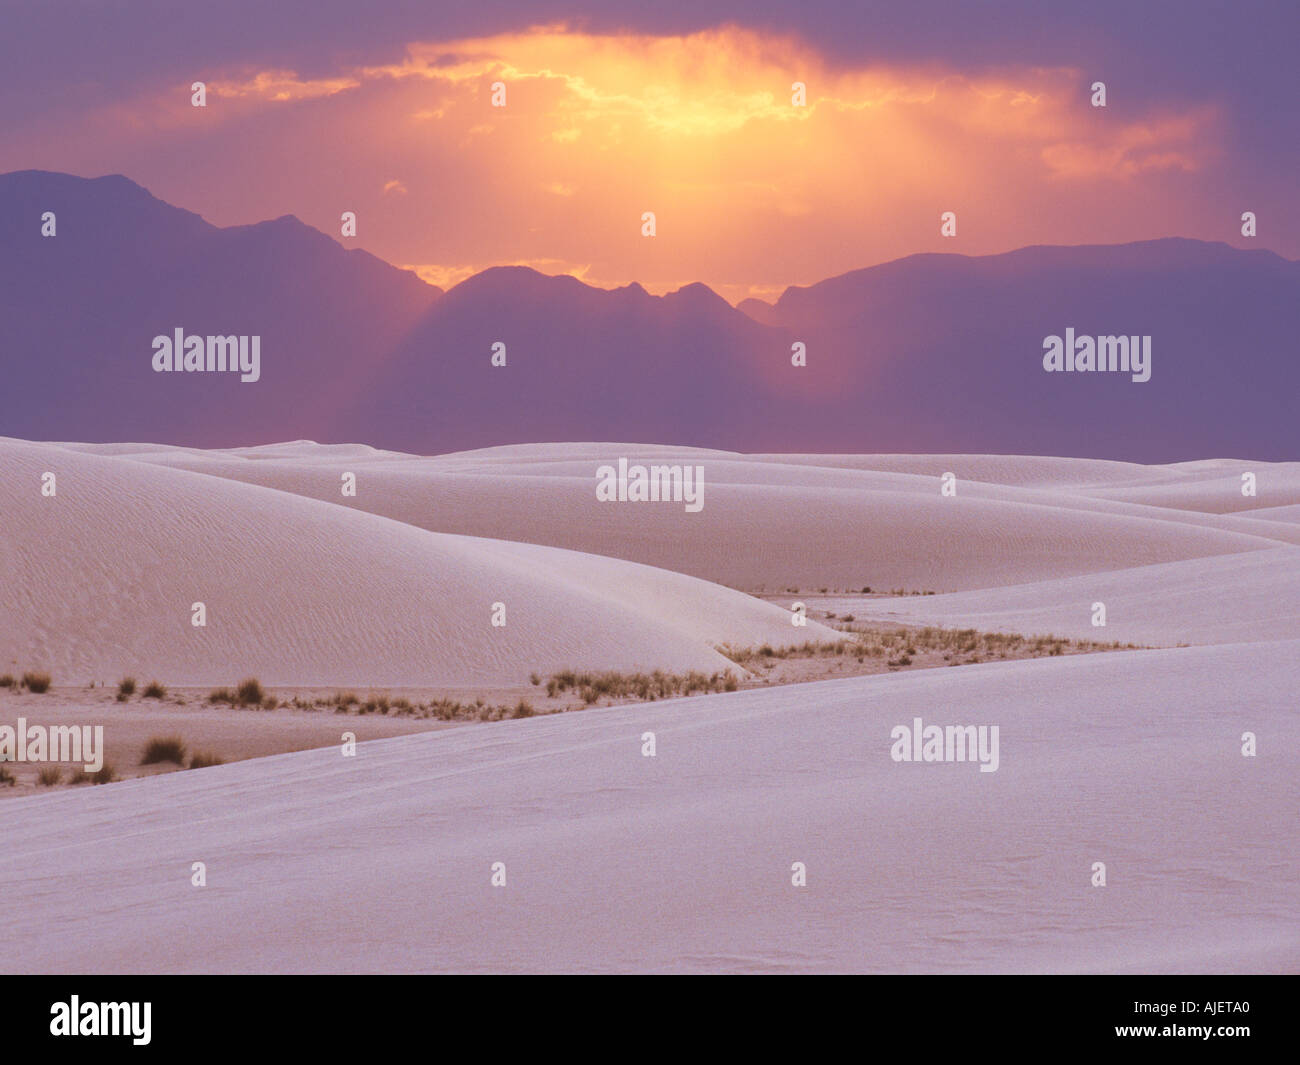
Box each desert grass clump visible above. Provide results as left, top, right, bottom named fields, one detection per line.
left=142, top=680, right=167, bottom=699
left=189, top=751, right=225, bottom=770
left=117, top=677, right=136, bottom=698
left=21, top=671, right=51, bottom=693
left=429, top=698, right=463, bottom=721
left=545, top=668, right=739, bottom=706
left=511, top=699, right=535, bottom=719
left=70, top=763, right=116, bottom=784
left=141, top=736, right=187, bottom=766
left=236, top=677, right=265, bottom=706
left=0, top=674, right=14, bottom=688
left=37, top=765, right=62, bottom=787
left=0, top=764, right=15, bottom=786
left=210, top=680, right=270, bottom=708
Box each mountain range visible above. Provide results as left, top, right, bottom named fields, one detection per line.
left=2, top=170, right=1296, bottom=460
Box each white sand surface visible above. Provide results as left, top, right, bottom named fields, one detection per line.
left=850, top=546, right=1300, bottom=647
left=0, top=641, right=1293, bottom=973
left=50, top=440, right=1299, bottom=592
left=0, top=439, right=836, bottom=686
left=5, top=437, right=1295, bottom=974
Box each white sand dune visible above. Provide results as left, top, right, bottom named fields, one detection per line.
left=1074, top=464, right=1300, bottom=514
left=1237, top=504, right=1300, bottom=524
left=61, top=441, right=1300, bottom=592
left=0, top=439, right=836, bottom=686
left=1, top=641, right=1294, bottom=973
left=746, top=451, right=1158, bottom=487
left=849, top=546, right=1300, bottom=647
left=4, top=436, right=1296, bottom=975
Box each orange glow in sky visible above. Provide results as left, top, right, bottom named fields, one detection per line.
left=7, top=24, right=1229, bottom=303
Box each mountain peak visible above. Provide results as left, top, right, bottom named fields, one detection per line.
left=663, top=280, right=729, bottom=312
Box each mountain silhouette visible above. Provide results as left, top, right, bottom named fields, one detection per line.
left=2, top=170, right=1295, bottom=460
left=0, top=170, right=439, bottom=447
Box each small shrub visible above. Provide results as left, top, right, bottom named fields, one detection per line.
left=0, top=674, right=14, bottom=688
left=511, top=699, right=535, bottom=719
left=189, top=751, right=224, bottom=770
left=208, top=687, right=235, bottom=704
left=236, top=678, right=265, bottom=706
left=141, top=736, right=187, bottom=766
left=37, top=766, right=62, bottom=787
left=142, top=681, right=167, bottom=699
left=67, top=764, right=111, bottom=784
left=117, top=677, right=136, bottom=698
left=0, top=764, right=15, bottom=786
left=21, top=671, right=51, bottom=693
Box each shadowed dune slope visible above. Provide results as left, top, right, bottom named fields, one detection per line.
left=63, top=441, right=1299, bottom=591
left=0, top=440, right=837, bottom=686
left=851, top=546, right=1300, bottom=647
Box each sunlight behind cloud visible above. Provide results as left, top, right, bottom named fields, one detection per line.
left=8, top=23, right=1226, bottom=300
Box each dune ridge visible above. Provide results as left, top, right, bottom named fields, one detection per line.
left=42, top=440, right=1300, bottom=591
left=0, top=439, right=837, bottom=686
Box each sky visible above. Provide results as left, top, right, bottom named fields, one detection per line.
left=2, top=0, right=1295, bottom=303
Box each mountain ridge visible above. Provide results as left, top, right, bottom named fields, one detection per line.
left=2, top=170, right=1295, bottom=461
